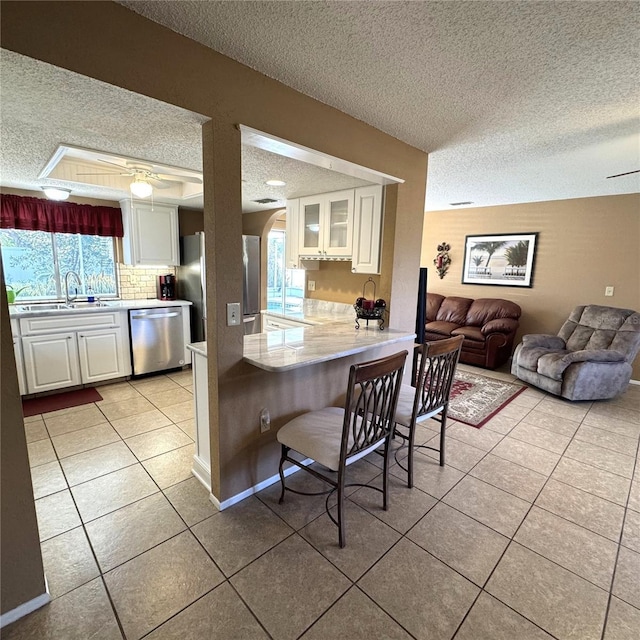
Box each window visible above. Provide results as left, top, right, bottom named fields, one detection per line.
left=266, top=229, right=304, bottom=314
left=0, top=228, right=117, bottom=301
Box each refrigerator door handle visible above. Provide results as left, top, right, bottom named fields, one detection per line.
left=242, top=315, right=256, bottom=323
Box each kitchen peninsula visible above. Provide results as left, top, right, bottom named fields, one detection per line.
left=187, top=321, right=415, bottom=507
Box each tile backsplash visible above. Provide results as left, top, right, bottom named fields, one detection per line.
left=117, top=264, right=176, bottom=300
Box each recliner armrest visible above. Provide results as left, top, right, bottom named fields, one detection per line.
left=481, top=318, right=519, bottom=336
left=522, top=334, right=566, bottom=349
left=562, top=349, right=626, bottom=364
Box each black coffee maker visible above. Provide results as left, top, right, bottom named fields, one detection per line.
left=157, top=274, right=176, bottom=301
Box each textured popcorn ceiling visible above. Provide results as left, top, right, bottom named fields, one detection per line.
left=0, top=51, right=369, bottom=212
left=118, top=0, right=640, bottom=210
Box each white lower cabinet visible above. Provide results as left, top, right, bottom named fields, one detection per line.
left=13, top=335, right=27, bottom=396
left=77, top=328, right=128, bottom=384
left=22, top=332, right=81, bottom=394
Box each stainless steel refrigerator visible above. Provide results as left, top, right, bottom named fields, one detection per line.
left=177, top=232, right=261, bottom=342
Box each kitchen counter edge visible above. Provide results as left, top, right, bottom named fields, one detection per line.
left=9, top=299, right=192, bottom=318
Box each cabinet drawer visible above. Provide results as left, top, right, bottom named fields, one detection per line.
left=20, top=312, right=122, bottom=335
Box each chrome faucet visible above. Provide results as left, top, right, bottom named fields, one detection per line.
left=64, top=271, right=82, bottom=305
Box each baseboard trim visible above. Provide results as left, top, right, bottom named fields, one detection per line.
left=0, top=590, right=50, bottom=629
left=629, top=379, right=639, bottom=386
left=191, top=455, right=211, bottom=492
left=208, top=458, right=314, bottom=511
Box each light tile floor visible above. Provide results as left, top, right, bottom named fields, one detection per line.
left=5, top=364, right=640, bottom=640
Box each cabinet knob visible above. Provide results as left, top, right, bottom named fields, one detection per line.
left=318, top=250, right=322, bottom=254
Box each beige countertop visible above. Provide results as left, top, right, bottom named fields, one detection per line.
left=9, top=298, right=192, bottom=318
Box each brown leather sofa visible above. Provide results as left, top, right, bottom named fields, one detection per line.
left=426, top=293, right=522, bottom=369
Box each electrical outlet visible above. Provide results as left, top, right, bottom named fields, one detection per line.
left=308, top=280, right=316, bottom=291
left=605, top=286, right=614, bottom=297
left=226, top=302, right=241, bottom=326
left=260, top=408, right=271, bottom=433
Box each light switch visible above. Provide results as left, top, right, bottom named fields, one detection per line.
left=226, top=302, right=241, bottom=326
left=605, top=286, right=614, bottom=297
left=308, top=280, right=316, bottom=291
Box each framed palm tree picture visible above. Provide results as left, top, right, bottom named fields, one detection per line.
left=462, top=233, right=538, bottom=287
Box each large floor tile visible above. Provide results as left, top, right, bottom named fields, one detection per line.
left=166, top=369, right=193, bottom=386
left=536, top=397, right=590, bottom=422
left=104, top=531, right=224, bottom=640
left=145, top=582, right=269, bottom=639
left=159, top=400, right=194, bottom=423
left=520, top=409, right=581, bottom=437
left=44, top=404, right=108, bottom=437
left=27, top=438, right=56, bottom=468
left=497, top=401, right=531, bottom=421
left=230, top=534, right=351, bottom=640
left=420, top=435, right=486, bottom=472
left=71, top=464, right=158, bottom=522
left=514, top=506, right=618, bottom=589
left=51, top=422, right=118, bottom=459
left=392, top=453, right=464, bottom=498
left=350, top=472, right=437, bottom=534
left=98, top=396, right=155, bottom=422
left=141, top=443, right=195, bottom=489
left=491, top=437, right=560, bottom=475
left=192, top=496, right=293, bottom=577
left=41, top=527, right=100, bottom=598
left=163, top=476, right=217, bottom=526
left=446, top=422, right=505, bottom=451
left=455, top=591, right=554, bottom=640
left=482, top=413, right=519, bottom=435
left=621, top=508, right=640, bottom=553
left=407, top=502, right=509, bottom=586
left=144, top=387, right=193, bottom=409
left=86, top=493, right=186, bottom=572
left=582, top=412, right=640, bottom=440
left=535, top=478, right=625, bottom=541
left=175, top=418, right=195, bottom=439
left=300, top=502, right=401, bottom=580
left=301, top=586, right=413, bottom=640
left=551, top=458, right=631, bottom=506
left=2, top=578, right=121, bottom=640
left=95, top=381, right=141, bottom=403
left=35, top=489, right=81, bottom=541
left=109, top=408, right=172, bottom=439
left=125, top=424, right=192, bottom=461
left=24, top=419, right=48, bottom=443
left=612, top=546, right=640, bottom=608
left=469, top=453, right=547, bottom=502
left=30, top=460, right=67, bottom=499
left=629, top=478, right=640, bottom=512
left=575, top=424, right=639, bottom=456
left=564, top=439, right=636, bottom=478
left=509, top=421, right=571, bottom=454
left=442, top=476, right=530, bottom=537
left=486, top=542, right=609, bottom=640
left=358, top=537, right=478, bottom=640
left=130, top=375, right=181, bottom=395
left=59, top=441, right=137, bottom=486
left=603, top=596, right=640, bottom=640
left=588, top=403, right=640, bottom=426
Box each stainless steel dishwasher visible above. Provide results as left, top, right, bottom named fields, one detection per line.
left=129, top=307, right=185, bottom=375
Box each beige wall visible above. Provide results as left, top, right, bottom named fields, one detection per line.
left=1, top=1, right=427, bottom=507
left=0, top=266, right=47, bottom=616
left=422, top=193, right=640, bottom=379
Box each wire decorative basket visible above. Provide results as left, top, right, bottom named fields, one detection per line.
left=353, top=278, right=386, bottom=330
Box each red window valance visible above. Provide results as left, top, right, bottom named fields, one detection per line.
left=0, top=194, right=123, bottom=238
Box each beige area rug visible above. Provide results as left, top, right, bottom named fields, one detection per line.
left=448, top=370, right=526, bottom=428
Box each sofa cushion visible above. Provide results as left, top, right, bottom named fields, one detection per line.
left=538, top=348, right=626, bottom=381
left=426, top=321, right=461, bottom=337
left=426, top=293, right=445, bottom=322
left=481, top=317, right=519, bottom=336
left=518, top=346, right=569, bottom=372
left=451, top=326, right=484, bottom=342
left=466, top=298, right=522, bottom=327
left=435, top=297, right=473, bottom=325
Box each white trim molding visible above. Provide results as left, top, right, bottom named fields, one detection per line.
left=0, top=590, right=50, bottom=629
left=208, top=458, right=314, bottom=511
left=629, top=378, right=639, bottom=386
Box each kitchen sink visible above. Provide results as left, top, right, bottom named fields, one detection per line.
left=18, top=303, right=69, bottom=311
left=65, top=301, right=111, bottom=308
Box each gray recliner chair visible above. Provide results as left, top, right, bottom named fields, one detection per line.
left=512, top=305, right=640, bottom=401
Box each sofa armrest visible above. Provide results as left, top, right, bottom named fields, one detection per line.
left=522, top=334, right=566, bottom=349
left=481, top=318, right=519, bottom=336
left=562, top=349, right=626, bottom=364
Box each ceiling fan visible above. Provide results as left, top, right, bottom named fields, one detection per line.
left=76, top=159, right=203, bottom=194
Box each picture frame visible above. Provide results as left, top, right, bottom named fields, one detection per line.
left=461, top=233, right=538, bottom=287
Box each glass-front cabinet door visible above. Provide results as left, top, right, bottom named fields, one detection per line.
left=299, top=199, right=322, bottom=255
left=326, top=190, right=354, bottom=257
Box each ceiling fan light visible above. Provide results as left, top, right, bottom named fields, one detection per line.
left=42, top=187, right=71, bottom=201
left=130, top=178, right=153, bottom=198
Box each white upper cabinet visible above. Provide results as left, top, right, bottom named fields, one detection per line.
left=285, top=198, right=300, bottom=269
left=298, top=189, right=354, bottom=258
left=120, top=200, right=179, bottom=266
left=352, top=185, right=384, bottom=274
